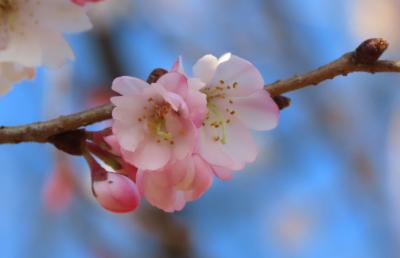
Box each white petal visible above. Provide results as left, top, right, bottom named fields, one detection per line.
left=112, top=121, right=144, bottom=152
left=112, top=76, right=147, bottom=96
left=210, top=54, right=264, bottom=97
left=215, top=90, right=279, bottom=131
left=0, top=62, right=35, bottom=95
left=192, top=54, right=219, bottom=84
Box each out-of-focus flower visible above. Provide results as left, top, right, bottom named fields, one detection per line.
left=71, top=0, right=103, bottom=6
left=86, top=153, right=140, bottom=213
left=192, top=53, right=279, bottom=174
left=111, top=75, right=197, bottom=170
left=0, top=0, right=92, bottom=68
left=349, top=0, right=400, bottom=50
left=137, top=154, right=213, bottom=212
left=0, top=62, right=34, bottom=95
left=87, top=0, right=132, bottom=28
left=42, top=154, right=76, bottom=213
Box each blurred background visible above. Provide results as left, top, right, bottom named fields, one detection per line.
left=1, top=0, right=400, bottom=257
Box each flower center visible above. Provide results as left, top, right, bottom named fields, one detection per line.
left=136, top=98, right=175, bottom=144
left=201, top=80, right=240, bottom=144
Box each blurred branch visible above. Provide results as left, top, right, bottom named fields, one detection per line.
left=135, top=207, right=193, bottom=258
left=0, top=38, right=398, bottom=144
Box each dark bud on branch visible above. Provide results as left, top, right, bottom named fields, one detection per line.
left=147, top=68, right=168, bottom=84
left=354, top=38, right=388, bottom=64
left=49, top=129, right=87, bottom=156
left=273, top=95, right=291, bottom=110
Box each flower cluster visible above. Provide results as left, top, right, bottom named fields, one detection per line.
left=0, top=0, right=97, bottom=94
left=87, top=54, right=280, bottom=213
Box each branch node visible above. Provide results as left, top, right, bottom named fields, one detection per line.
left=273, top=95, right=291, bottom=110
left=48, top=129, right=87, bottom=156
left=354, top=38, right=388, bottom=64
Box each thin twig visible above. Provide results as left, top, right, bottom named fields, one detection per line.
left=267, top=54, right=400, bottom=97
left=0, top=38, right=399, bottom=144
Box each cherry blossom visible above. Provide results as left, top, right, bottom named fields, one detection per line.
left=111, top=75, right=198, bottom=170
left=0, top=0, right=92, bottom=68
left=137, top=154, right=213, bottom=212
left=191, top=53, right=280, bottom=173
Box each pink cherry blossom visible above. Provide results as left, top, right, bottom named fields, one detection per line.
left=191, top=53, right=280, bottom=174
left=137, top=154, right=213, bottom=212
left=111, top=75, right=198, bottom=170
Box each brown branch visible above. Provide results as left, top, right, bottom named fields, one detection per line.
left=0, top=38, right=398, bottom=144
left=267, top=56, right=400, bottom=97
left=0, top=104, right=113, bottom=144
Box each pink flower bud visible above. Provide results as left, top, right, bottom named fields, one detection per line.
left=86, top=153, right=140, bottom=213
left=93, top=172, right=140, bottom=213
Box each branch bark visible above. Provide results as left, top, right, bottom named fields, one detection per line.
left=0, top=38, right=399, bottom=144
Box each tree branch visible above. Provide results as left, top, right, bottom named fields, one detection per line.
left=0, top=38, right=398, bottom=144
left=267, top=55, right=400, bottom=97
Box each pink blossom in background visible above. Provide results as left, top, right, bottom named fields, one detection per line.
left=111, top=76, right=197, bottom=170
left=137, top=154, right=213, bottom=212
left=191, top=53, right=280, bottom=175
left=72, top=0, right=103, bottom=6
left=42, top=155, right=76, bottom=213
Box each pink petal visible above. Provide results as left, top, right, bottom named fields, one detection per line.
left=137, top=170, right=180, bottom=212
left=211, top=54, right=264, bottom=97
left=232, top=89, right=279, bottom=130
left=188, top=78, right=206, bottom=91
left=137, top=155, right=213, bottom=212
left=171, top=56, right=185, bottom=74
left=111, top=96, right=146, bottom=123
left=211, top=165, right=233, bottom=180
left=94, top=173, right=140, bottom=213
left=198, top=118, right=257, bottom=171
left=112, top=76, right=148, bottom=96
left=213, top=89, right=279, bottom=131
left=198, top=125, right=236, bottom=169
left=112, top=121, right=144, bottom=152
left=186, top=88, right=208, bottom=127
left=222, top=118, right=258, bottom=168
left=189, top=155, right=213, bottom=199
left=157, top=72, right=188, bottom=97
left=192, top=54, right=219, bottom=84
left=122, top=138, right=171, bottom=170
left=165, top=114, right=196, bottom=160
